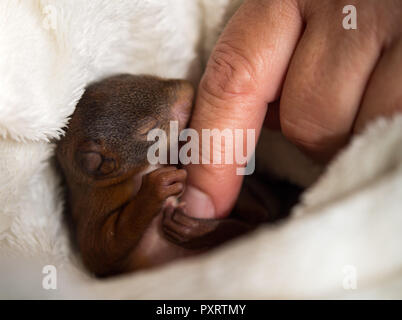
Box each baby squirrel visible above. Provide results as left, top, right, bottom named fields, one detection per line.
left=56, top=74, right=298, bottom=277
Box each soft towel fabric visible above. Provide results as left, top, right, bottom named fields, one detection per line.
left=0, top=0, right=401, bottom=299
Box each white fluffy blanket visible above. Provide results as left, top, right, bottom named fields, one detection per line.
left=1, top=0, right=401, bottom=299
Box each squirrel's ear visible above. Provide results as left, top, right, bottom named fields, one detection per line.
left=76, top=140, right=116, bottom=176
left=77, top=151, right=102, bottom=174
left=76, top=151, right=116, bottom=176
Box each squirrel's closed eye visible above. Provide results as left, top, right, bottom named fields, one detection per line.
left=136, top=118, right=159, bottom=137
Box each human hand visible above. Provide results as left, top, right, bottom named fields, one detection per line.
left=183, top=0, right=402, bottom=219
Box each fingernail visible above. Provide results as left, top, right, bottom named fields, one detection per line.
left=182, top=185, right=215, bottom=219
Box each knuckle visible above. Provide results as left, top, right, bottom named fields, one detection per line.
left=280, top=109, right=338, bottom=153
left=158, top=174, right=171, bottom=185
left=280, top=88, right=346, bottom=155
left=202, top=42, right=259, bottom=100
left=175, top=182, right=184, bottom=192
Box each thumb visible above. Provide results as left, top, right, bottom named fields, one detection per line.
left=183, top=0, right=302, bottom=219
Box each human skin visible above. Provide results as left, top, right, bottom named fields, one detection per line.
left=183, top=0, right=402, bottom=219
